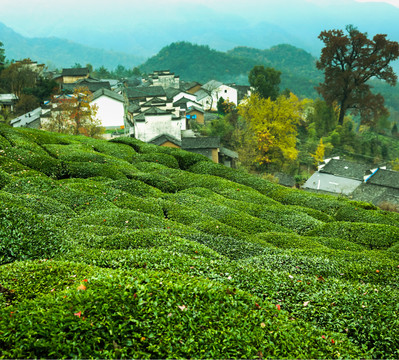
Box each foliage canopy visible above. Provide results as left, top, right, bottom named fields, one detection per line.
left=316, top=25, right=399, bottom=126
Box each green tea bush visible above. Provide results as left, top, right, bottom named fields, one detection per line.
left=0, top=134, right=11, bottom=149
left=44, top=143, right=139, bottom=179
left=15, top=127, right=78, bottom=145
left=307, top=221, right=399, bottom=249
left=3, top=175, right=58, bottom=196
left=285, top=205, right=334, bottom=222
left=255, top=232, right=329, bottom=250
left=313, top=236, right=366, bottom=251
left=110, top=136, right=162, bottom=153
left=167, top=148, right=211, bottom=170
left=0, top=155, right=31, bottom=174
left=0, top=206, right=70, bottom=265
left=189, top=161, right=375, bottom=214
left=65, top=161, right=127, bottom=180
left=72, top=208, right=171, bottom=230
left=76, top=136, right=137, bottom=161
left=129, top=172, right=179, bottom=193
left=0, top=169, right=12, bottom=189
left=335, top=206, right=399, bottom=227
left=0, top=263, right=362, bottom=359
left=132, top=153, right=180, bottom=169
left=108, top=179, right=163, bottom=198
left=4, top=147, right=66, bottom=178
left=166, top=192, right=293, bottom=234
left=0, top=191, right=75, bottom=217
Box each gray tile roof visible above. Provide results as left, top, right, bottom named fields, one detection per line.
left=202, top=80, right=223, bottom=91
left=91, top=88, right=124, bottom=103
left=0, top=94, right=18, bottom=104
left=126, top=86, right=166, bottom=99
left=134, top=107, right=171, bottom=121
left=220, top=146, right=238, bottom=159
left=180, top=81, right=202, bottom=92
left=61, top=68, right=89, bottom=77
left=10, top=107, right=42, bottom=127
left=365, top=168, right=399, bottom=189
left=164, top=87, right=182, bottom=99
left=319, top=159, right=371, bottom=181
left=149, top=134, right=182, bottom=147
left=303, top=172, right=362, bottom=195
left=140, top=97, right=168, bottom=107
left=352, top=183, right=399, bottom=206
left=195, top=89, right=210, bottom=101
left=187, top=104, right=204, bottom=113
left=181, top=137, right=220, bottom=150
left=62, top=79, right=111, bottom=93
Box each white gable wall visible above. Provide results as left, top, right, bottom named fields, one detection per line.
left=91, top=96, right=124, bottom=128
left=218, top=85, right=238, bottom=106
left=134, top=114, right=183, bottom=143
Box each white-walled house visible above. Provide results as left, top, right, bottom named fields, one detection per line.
left=195, top=80, right=238, bottom=111
left=90, top=88, right=125, bottom=128
left=133, top=108, right=184, bottom=143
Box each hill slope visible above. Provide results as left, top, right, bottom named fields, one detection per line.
left=139, top=42, right=321, bottom=97
left=1, top=124, right=399, bottom=358
left=0, top=22, right=144, bottom=69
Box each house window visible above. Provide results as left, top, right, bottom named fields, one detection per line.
left=192, top=114, right=197, bottom=119
left=224, top=90, right=227, bottom=93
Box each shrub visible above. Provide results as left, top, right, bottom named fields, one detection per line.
left=255, top=232, right=328, bottom=250
left=0, top=169, right=12, bottom=189
left=0, top=206, right=70, bottom=265
left=132, top=153, right=179, bottom=169
left=0, top=263, right=362, bottom=359
left=129, top=172, right=179, bottom=193
left=0, top=134, right=11, bottom=149
left=306, top=221, right=399, bottom=250
left=0, top=155, right=31, bottom=174
left=3, top=147, right=66, bottom=178
left=108, top=179, right=163, bottom=198
left=65, top=161, right=127, bottom=180
left=0, top=191, right=75, bottom=217
left=334, top=206, right=399, bottom=227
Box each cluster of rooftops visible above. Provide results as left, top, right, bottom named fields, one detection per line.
left=8, top=67, right=246, bottom=167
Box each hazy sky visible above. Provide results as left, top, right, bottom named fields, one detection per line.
left=2, top=0, right=399, bottom=57
left=2, top=0, right=399, bottom=38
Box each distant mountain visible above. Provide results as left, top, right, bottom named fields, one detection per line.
left=0, top=22, right=144, bottom=70
left=139, top=42, right=322, bottom=98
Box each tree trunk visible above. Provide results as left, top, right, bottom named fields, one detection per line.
left=338, top=102, right=346, bottom=126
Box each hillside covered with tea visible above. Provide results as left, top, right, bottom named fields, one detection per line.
left=1, top=124, right=399, bottom=358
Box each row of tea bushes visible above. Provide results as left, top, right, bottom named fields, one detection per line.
left=306, top=221, right=399, bottom=250
left=0, top=261, right=361, bottom=359
left=189, top=161, right=378, bottom=215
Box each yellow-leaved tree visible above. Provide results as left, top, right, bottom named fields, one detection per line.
left=238, top=92, right=306, bottom=168
left=311, top=138, right=325, bottom=165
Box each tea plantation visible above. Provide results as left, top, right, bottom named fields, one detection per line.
left=1, top=124, right=399, bottom=359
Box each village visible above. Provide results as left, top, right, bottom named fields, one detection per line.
left=1, top=61, right=399, bottom=208
left=6, top=65, right=248, bottom=168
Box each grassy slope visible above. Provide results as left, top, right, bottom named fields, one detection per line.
left=1, top=124, right=399, bottom=358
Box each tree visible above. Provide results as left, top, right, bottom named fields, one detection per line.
left=316, top=25, right=399, bottom=126
left=307, top=98, right=338, bottom=137
left=238, top=92, right=305, bottom=167
left=0, top=59, right=38, bottom=97
left=41, top=86, right=103, bottom=137
left=0, top=41, right=5, bottom=71
left=310, top=138, right=325, bottom=165
left=15, top=94, right=39, bottom=114
left=248, top=65, right=281, bottom=100
left=217, top=97, right=236, bottom=115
